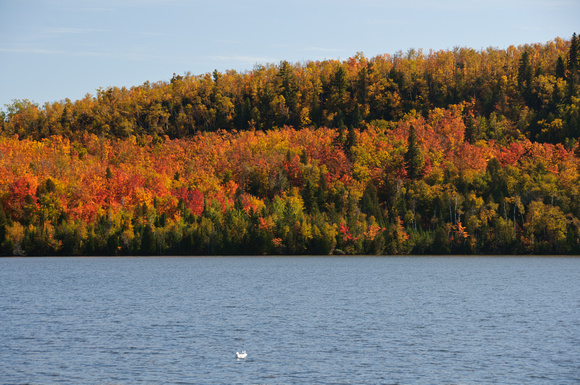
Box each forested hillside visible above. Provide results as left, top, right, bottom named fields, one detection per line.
left=0, top=34, right=579, bottom=255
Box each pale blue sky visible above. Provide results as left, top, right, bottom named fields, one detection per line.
left=1, top=0, right=578, bottom=109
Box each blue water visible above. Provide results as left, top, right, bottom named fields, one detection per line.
left=1, top=256, right=578, bottom=384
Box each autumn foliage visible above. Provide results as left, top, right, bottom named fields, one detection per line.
left=0, top=34, right=579, bottom=255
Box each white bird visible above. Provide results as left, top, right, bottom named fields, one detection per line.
left=236, top=351, right=247, bottom=359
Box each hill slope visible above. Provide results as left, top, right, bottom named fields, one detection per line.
left=0, top=35, right=579, bottom=255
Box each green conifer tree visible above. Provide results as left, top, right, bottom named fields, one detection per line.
left=141, top=224, right=156, bottom=255
left=404, top=125, right=422, bottom=180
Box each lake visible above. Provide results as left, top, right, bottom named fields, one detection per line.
left=1, top=256, right=578, bottom=384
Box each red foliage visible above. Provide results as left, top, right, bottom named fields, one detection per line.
left=496, top=140, right=530, bottom=166
left=172, top=187, right=204, bottom=216
left=454, top=143, right=488, bottom=172
left=283, top=153, right=303, bottom=187
left=4, top=175, right=38, bottom=220
left=339, top=222, right=358, bottom=242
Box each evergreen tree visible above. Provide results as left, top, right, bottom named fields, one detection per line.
left=333, top=65, right=348, bottom=96
left=357, top=64, right=370, bottom=105
left=404, top=125, right=422, bottom=180
left=141, top=224, right=156, bottom=255
left=106, top=166, right=113, bottom=180
left=0, top=205, right=8, bottom=254
left=361, top=183, right=384, bottom=225
left=277, top=60, right=299, bottom=127
left=566, top=33, right=579, bottom=101
left=349, top=103, right=363, bottom=129
left=556, top=56, right=566, bottom=79
left=431, top=227, right=451, bottom=254
left=567, top=33, right=578, bottom=73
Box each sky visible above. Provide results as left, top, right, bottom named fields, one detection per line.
left=1, top=0, right=579, bottom=110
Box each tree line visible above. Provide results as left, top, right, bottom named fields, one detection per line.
left=0, top=34, right=579, bottom=255
left=2, top=35, right=579, bottom=144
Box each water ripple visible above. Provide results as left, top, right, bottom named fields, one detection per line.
left=0, top=256, right=579, bottom=384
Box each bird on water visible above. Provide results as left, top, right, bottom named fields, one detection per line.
left=236, top=351, right=247, bottom=359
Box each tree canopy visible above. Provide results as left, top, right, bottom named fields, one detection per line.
left=0, top=34, right=579, bottom=256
